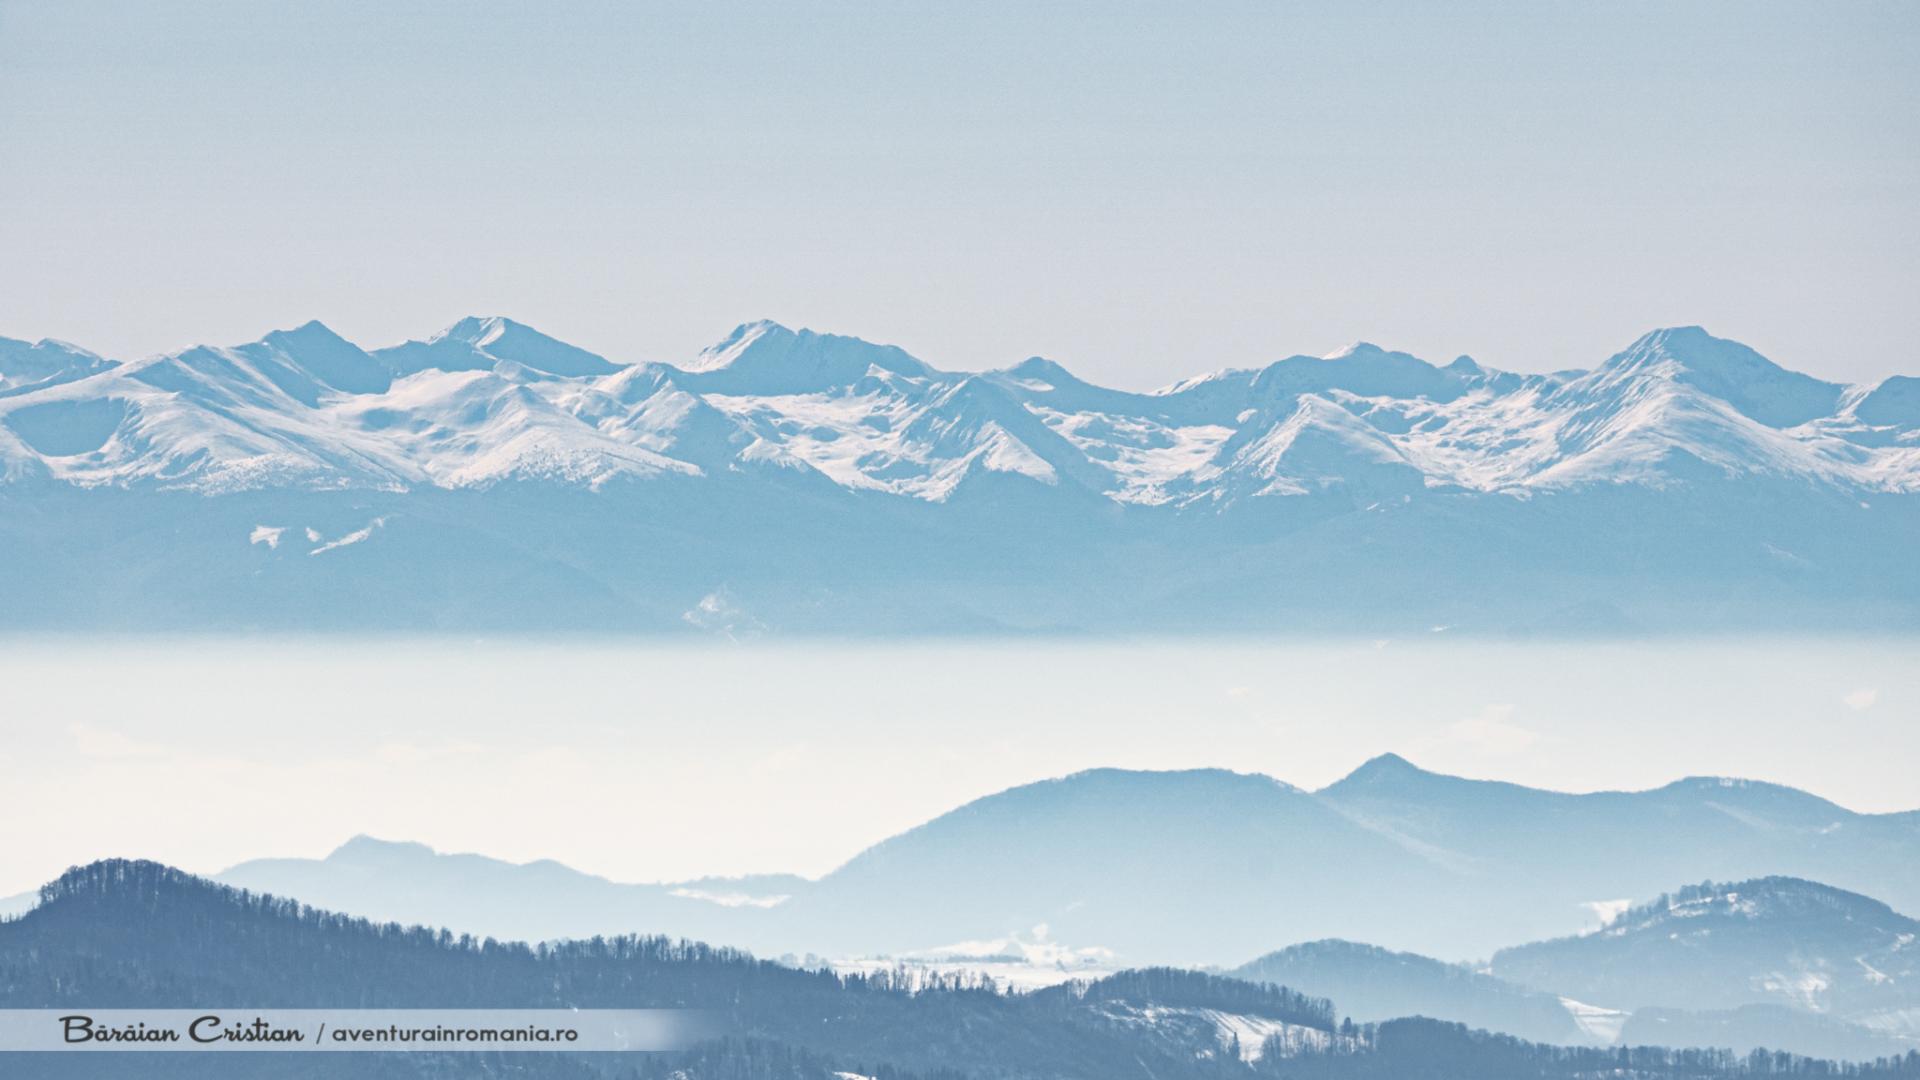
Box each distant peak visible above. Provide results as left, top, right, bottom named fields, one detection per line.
left=265, top=319, right=351, bottom=346
left=1053, top=765, right=1294, bottom=789
left=244, top=320, right=391, bottom=396
left=684, top=319, right=796, bottom=373
left=406, top=316, right=620, bottom=377
left=436, top=315, right=516, bottom=344
left=1601, top=326, right=1843, bottom=428
left=1610, top=326, right=1762, bottom=372
left=1005, top=356, right=1077, bottom=384
left=1322, top=341, right=1385, bottom=360
left=680, top=320, right=931, bottom=391
left=1324, top=752, right=1434, bottom=791
left=732, top=317, right=792, bottom=336
left=1645, top=324, right=1711, bottom=341
left=328, top=835, right=437, bottom=862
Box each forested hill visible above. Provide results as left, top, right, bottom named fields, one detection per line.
left=5, top=860, right=1920, bottom=1080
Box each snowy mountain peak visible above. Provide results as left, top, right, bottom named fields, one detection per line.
left=122, top=319, right=392, bottom=403
left=243, top=319, right=355, bottom=362
left=1322, top=340, right=1386, bottom=360
left=1247, top=344, right=1470, bottom=405
left=679, top=321, right=933, bottom=394
left=434, top=314, right=517, bottom=346
left=1002, top=356, right=1080, bottom=387
left=269, top=317, right=346, bottom=343
left=0, top=336, right=116, bottom=398
left=382, top=316, right=620, bottom=378
left=1598, top=326, right=1845, bottom=428
left=266, top=321, right=394, bottom=396
left=683, top=319, right=795, bottom=372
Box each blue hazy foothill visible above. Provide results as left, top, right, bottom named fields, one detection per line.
left=7, top=797, right=1920, bottom=1073
left=0, top=758, right=1874, bottom=1064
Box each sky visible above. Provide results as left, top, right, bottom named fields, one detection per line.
left=1, top=636, right=1915, bottom=897
left=1, top=1, right=1916, bottom=388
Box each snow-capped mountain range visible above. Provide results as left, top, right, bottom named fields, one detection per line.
left=2, top=317, right=1916, bottom=500
left=4, top=318, right=1917, bottom=632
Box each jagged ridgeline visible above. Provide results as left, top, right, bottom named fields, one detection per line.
left=5, top=861, right=1920, bottom=1080
left=2, top=320, right=1917, bottom=632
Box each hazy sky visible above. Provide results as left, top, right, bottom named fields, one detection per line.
left=2, top=637, right=1914, bottom=897
left=2, top=1, right=1915, bottom=387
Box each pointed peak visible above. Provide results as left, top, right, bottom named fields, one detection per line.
left=400, top=316, right=618, bottom=377
left=263, top=319, right=352, bottom=348
left=1601, top=327, right=1843, bottom=428
left=1445, top=354, right=1483, bottom=375
left=239, top=320, right=391, bottom=396
left=434, top=315, right=515, bottom=344
left=1325, top=752, right=1436, bottom=791
left=684, top=320, right=797, bottom=373
left=432, top=315, right=564, bottom=352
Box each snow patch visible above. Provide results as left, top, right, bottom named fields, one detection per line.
left=1757, top=970, right=1832, bottom=1010
left=1581, top=898, right=1633, bottom=930
left=1097, top=1002, right=1346, bottom=1062
left=1560, top=997, right=1629, bottom=1042
left=309, top=518, right=385, bottom=556
left=682, top=587, right=766, bottom=639
left=668, top=887, right=790, bottom=909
